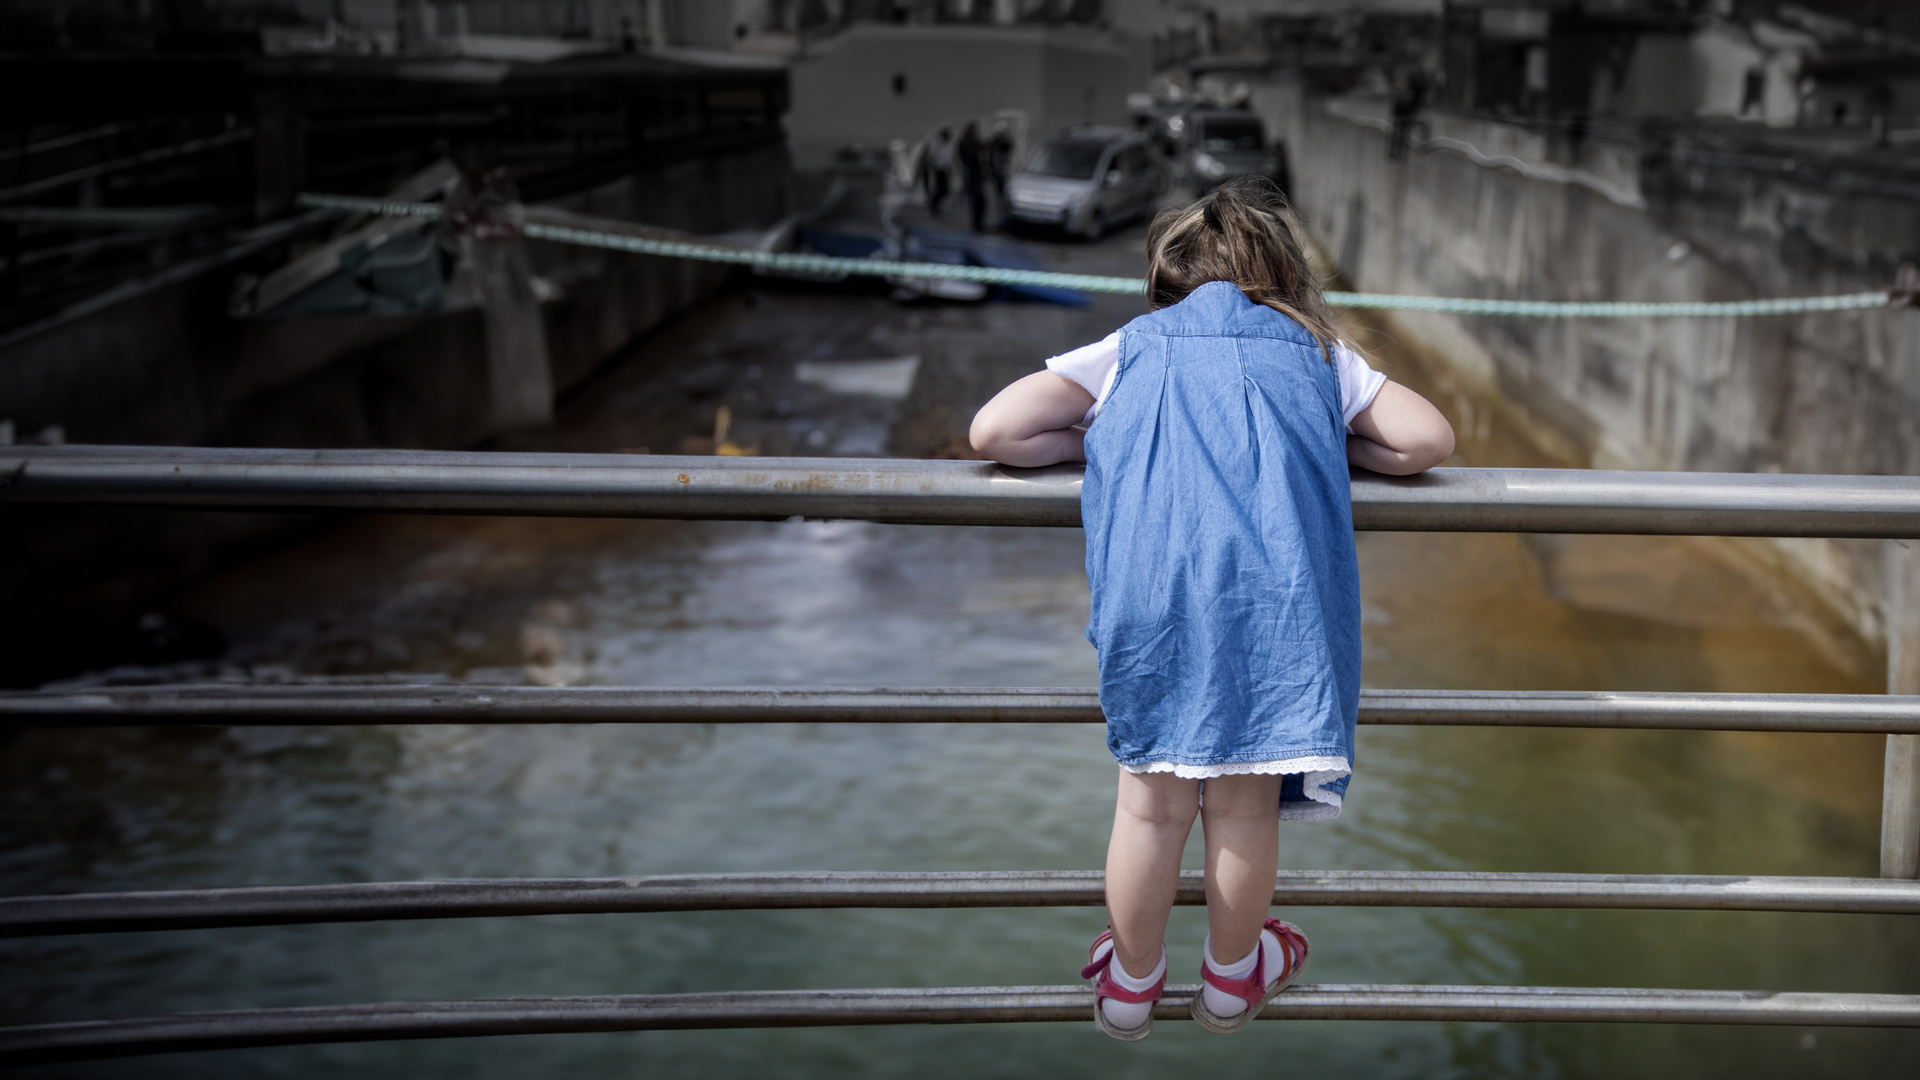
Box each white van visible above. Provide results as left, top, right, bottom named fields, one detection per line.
left=1004, top=125, right=1165, bottom=239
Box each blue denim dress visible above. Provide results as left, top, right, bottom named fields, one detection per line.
left=1082, top=281, right=1361, bottom=820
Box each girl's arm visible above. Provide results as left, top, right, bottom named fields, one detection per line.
left=1346, top=381, right=1455, bottom=475
left=969, top=371, right=1097, bottom=466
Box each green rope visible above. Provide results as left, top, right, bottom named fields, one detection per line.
left=1324, top=290, right=1888, bottom=317
left=527, top=222, right=1147, bottom=294
left=298, top=192, right=1892, bottom=318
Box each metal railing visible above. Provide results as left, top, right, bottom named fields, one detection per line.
left=5, top=683, right=1920, bottom=732
left=7, top=870, right=1920, bottom=938
left=7, top=984, right=1920, bottom=1066
left=5, top=444, right=1920, bottom=536
left=4, top=445, right=1919, bottom=1061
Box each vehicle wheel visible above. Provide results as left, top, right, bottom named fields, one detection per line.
left=1086, top=209, right=1106, bottom=240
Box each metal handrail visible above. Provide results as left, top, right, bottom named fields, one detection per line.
left=10, top=447, right=1920, bottom=1056
left=8, top=870, right=1919, bottom=937
left=5, top=446, right=1920, bottom=537
left=7, top=983, right=1920, bottom=1064
left=6, top=685, right=1919, bottom=733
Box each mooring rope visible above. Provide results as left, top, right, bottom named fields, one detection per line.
left=297, top=192, right=1894, bottom=318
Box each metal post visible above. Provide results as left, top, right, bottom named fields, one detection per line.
left=474, top=224, right=554, bottom=431
left=452, top=174, right=553, bottom=432
left=1884, top=540, right=1920, bottom=878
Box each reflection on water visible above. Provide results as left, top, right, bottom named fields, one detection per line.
left=4, top=283, right=1915, bottom=1077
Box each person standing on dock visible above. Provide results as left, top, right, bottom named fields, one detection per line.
left=922, top=127, right=956, bottom=218
left=986, top=121, right=1014, bottom=222
left=956, top=121, right=988, bottom=232
left=969, top=178, right=1454, bottom=1040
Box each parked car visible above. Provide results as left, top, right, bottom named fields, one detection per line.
left=1178, top=108, right=1287, bottom=195
left=1004, top=125, right=1164, bottom=239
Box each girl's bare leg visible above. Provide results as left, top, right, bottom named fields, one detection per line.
left=1105, top=769, right=1200, bottom=978
left=1198, top=773, right=1282, bottom=964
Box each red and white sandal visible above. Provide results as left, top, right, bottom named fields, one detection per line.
left=1080, top=926, right=1165, bottom=1041
left=1189, top=917, right=1309, bottom=1034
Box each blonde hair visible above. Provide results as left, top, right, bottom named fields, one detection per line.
left=1144, top=177, right=1342, bottom=362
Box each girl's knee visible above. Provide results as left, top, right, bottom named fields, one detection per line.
left=1116, top=769, right=1200, bottom=828
left=1118, top=799, right=1199, bottom=830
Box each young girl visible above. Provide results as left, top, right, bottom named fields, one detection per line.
left=970, top=179, right=1454, bottom=1040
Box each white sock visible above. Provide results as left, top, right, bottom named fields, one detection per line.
left=1100, top=947, right=1165, bottom=1030
left=1201, top=929, right=1288, bottom=1018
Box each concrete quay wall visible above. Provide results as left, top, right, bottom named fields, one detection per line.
left=0, top=139, right=790, bottom=452
left=1262, top=88, right=1920, bottom=660
left=0, top=140, right=789, bottom=685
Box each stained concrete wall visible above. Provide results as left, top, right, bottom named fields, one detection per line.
left=0, top=138, right=789, bottom=452
left=1258, top=82, right=1920, bottom=660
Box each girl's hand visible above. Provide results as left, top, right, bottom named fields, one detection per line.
left=1346, top=381, right=1455, bottom=475
left=969, top=371, right=1096, bottom=466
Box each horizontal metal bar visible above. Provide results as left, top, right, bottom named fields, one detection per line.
left=0, top=127, right=254, bottom=203
left=7, top=870, right=1919, bottom=937
left=0, top=686, right=1100, bottom=726
left=0, top=122, right=138, bottom=165
left=0, top=204, right=217, bottom=227
left=6, top=685, right=1918, bottom=734
left=5, top=446, right=1919, bottom=537
left=7, top=983, right=1919, bottom=1064
left=1365, top=689, right=1920, bottom=732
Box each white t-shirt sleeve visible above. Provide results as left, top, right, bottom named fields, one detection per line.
left=1045, top=333, right=1386, bottom=430
left=1043, top=332, right=1120, bottom=425
left=1333, top=341, right=1388, bottom=430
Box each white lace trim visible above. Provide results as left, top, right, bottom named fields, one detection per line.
left=1121, top=754, right=1351, bottom=821
left=1120, top=753, right=1349, bottom=780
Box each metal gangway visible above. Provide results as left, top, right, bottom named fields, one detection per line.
left=3, top=444, right=1920, bottom=1065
